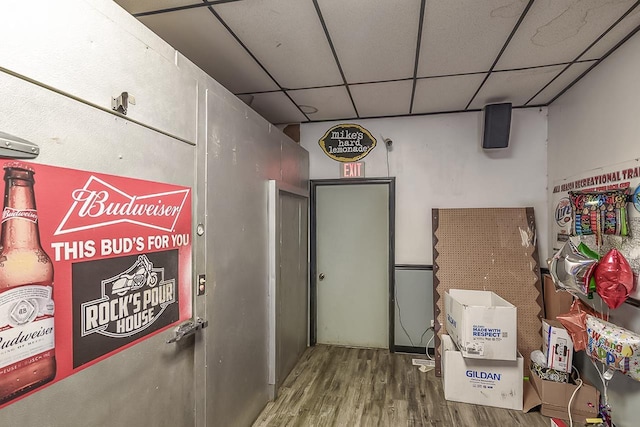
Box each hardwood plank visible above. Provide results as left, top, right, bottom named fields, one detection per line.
left=253, top=345, right=550, bottom=427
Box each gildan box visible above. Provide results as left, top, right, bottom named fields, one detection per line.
left=530, top=369, right=599, bottom=423
left=445, top=289, right=518, bottom=360
left=442, top=334, right=523, bottom=410
left=542, top=319, right=573, bottom=373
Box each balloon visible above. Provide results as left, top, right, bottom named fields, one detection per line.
left=549, top=241, right=598, bottom=295
left=594, top=249, right=634, bottom=309
left=586, top=315, right=640, bottom=382
left=577, top=242, right=600, bottom=260
left=557, top=299, right=605, bottom=352
left=577, top=242, right=600, bottom=296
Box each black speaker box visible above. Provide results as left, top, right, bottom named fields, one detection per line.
left=482, top=102, right=512, bottom=149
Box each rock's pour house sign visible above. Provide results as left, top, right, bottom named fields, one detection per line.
left=319, top=124, right=376, bottom=162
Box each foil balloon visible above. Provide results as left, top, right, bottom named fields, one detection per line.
left=557, top=299, right=604, bottom=351
left=594, top=249, right=634, bottom=309
left=577, top=242, right=600, bottom=297
left=549, top=241, right=598, bottom=295
left=586, top=315, right=640, bottom=382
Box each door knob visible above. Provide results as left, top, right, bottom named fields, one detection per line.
left=319, top=273, right=325, bottom=281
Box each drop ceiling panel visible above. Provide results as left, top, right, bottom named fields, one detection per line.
left=287, top=86, right=356, bottom=121
left=496, top=0, right=635, bottom=70
left=140, top=9, right=278, bottom=94
left=413, top=74, right=487, bottom=114
left=418, top=0, right=529, bottom=77
left=317, top=0, right=421, bottom=83
left=528, top=60, right=597, bottom=105
left=582, top=7, right=640, bottom=60
left=350, top=81, right=413, bottom=118
left=213, top=0, right=343, bottom=89
left=241, top=92, right=308, bottom=125
left=115, top=0, right=203, bottom=15
left=469, top=64, right=565, bottom=109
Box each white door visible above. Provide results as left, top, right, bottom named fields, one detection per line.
left=315, top=182, right=391, bottom=348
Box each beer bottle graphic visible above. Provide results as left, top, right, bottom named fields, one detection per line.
left=0, top=162, right=56, bottom=404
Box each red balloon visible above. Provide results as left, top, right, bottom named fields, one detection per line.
left=594, top=249, right=634, bottom=309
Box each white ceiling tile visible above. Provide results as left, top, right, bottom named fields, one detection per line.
left=413, top=74, right=487, bottom=114
left=528, top=60, right=597, bottom=105
left=496, top=0, right=636, bottom=70
left=287, top=86, right=356, bottom=121
left=243, top=92, right=308, bottom=125
left=139, top=9, right=279, bottom=94
left=115, top=0, right=200, bottom=15
left=213, top=0, right=343, bottom=89
left=350, top=81, right=413, bottom=118
left=582, top=7, right=640, bottom=60
left=317, top=0, right=421, bottom=83
left=418, top=0, right=529, bottom=77
left=468, top=64, right=565, bottom=109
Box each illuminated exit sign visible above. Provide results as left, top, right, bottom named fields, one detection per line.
left=340, top=162, right=365, bottom=178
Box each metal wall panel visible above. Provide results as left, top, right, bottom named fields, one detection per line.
left=276, top=193, right=309, bottom=391
left=0, top=2, right=310, bottom=426
left=0, top=0, right=197, bottom=144
left=204, top=89, right=309, bottom=426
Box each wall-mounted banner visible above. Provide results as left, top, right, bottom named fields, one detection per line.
left=551, top=158, right=640, bottom=302
left=0, top=161, right=192, bottom=408
left=319, top=123, right=376, bottom=162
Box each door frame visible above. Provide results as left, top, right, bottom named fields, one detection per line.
left=309, top=178, right=396, bottom=351
left=268, top=180, right=309, bottom=399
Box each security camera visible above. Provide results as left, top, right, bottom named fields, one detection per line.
left=384, top=138, right=393, bottom=147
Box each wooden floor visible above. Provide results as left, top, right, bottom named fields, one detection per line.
left=253, top=345, right=549, bottom=427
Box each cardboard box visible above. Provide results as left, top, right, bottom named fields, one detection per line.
left=530, top=369, right=600, bottom=423
left=543, top=274, right=574, bottom=321
left=444, top=289, right=517, bottom=360
left=542, top=319, right=573, bottom=373
left=442, top=334, right=523, bottom=411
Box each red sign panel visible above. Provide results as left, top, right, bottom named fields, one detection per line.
left=0, top=162, right=192, bottom=408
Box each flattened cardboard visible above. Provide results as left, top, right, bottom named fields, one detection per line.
left=433, top=208, right=543, bottom=377
left=543, top=274, right=574, bottom=321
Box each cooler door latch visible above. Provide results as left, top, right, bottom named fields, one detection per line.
left=166, top=317, right=208, bottom=344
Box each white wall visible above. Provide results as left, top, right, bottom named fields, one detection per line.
left=548, top=31, right=640, bottom=427
left=301, top=109, right=550, bottom=265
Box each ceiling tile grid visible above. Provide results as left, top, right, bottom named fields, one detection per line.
left=115, top=0, right=640, bottom=125
left=213, top=0, right=343, bottom=89
left=495, top=0, right=638, bottom=70
left=350, top=81, right=414, bottom=118
left=413, top=74, right=487, bottom=114
left=139, top=8, right=279, bottom=94
left=316, top=0, right=422, bottom=83
left=418, top=0, right=529, bottom=77
left=287, top=86, right=356, bottom=121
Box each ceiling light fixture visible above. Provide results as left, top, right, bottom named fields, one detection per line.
left=299, top=105, right=318, bottom=114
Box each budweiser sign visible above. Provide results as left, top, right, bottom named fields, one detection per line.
left=54, top=176, right=190, bottom=235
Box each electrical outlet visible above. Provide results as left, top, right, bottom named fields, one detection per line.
left=431, top=319, right=434, bottom=327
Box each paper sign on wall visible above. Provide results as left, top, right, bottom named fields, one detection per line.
left=0, top=161, right=192, bottom=408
